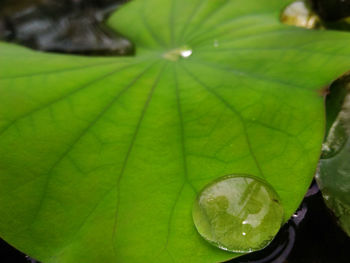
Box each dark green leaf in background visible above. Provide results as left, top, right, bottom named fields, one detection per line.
left=318, top=76, right=350, bottom=237
left=1, top=0, right=350, bottom=262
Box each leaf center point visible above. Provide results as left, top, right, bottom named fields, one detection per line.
left=163, top=46, right=192, bottom=61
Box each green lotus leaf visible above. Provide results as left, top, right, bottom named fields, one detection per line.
left=1, top=0, right=350, bottom=262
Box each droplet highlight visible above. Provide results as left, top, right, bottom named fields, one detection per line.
left=213, top=39, right=219, bottom=48
left=180, top=49, right=192, bottom=58
left=163, top=46, right=192, bottom=61
left=192, top=175, right=284, bottom=253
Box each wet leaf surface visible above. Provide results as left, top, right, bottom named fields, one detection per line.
left=1, top=0, right=350, bottom=262
left=317, top=76, right=350, bottom=237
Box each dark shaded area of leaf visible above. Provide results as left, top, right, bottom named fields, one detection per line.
left=310, top=0, right=350, bottom=21
left=317, top=77, right=350, bottom=236
left=0, top=0, right=133, bottom=55
left=321, top=74, right=350, bottom=159
left=324, top=74, right=350, bottom=142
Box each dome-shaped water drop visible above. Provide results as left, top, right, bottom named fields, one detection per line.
left=192, top=175, right=284, bottom=253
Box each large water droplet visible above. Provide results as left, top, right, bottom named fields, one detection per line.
left=192, top=175, right=284, bottom=253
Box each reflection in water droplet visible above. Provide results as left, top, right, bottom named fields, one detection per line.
left=214, top=39, right=219, bottom=48
left=163, top=46, right=192, bottom=61
left=192, top=175, right=284, bottom=253
left=180, top=49, right=192, bottom=58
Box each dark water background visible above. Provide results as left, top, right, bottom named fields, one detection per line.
left=0, top=0, right=350, bottom=262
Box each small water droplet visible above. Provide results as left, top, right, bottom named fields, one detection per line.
left=163, top=46, right=192, bottom=61
left=214, top=39, right=219, bottom=48
left=180, top=49, right=192, bottom=58
left=192, top=174, right=284, bottom=253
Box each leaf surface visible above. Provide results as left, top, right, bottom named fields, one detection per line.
left=318, top=78, right=350, bottom=237
left=1, top=0, right=350, bottom=262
